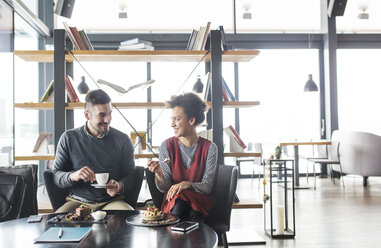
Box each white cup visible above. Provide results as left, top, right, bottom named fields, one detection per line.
left=95, top=173, right=109, bottom=185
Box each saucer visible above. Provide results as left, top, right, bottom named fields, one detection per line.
left=91, top=183, right=108, bottom=188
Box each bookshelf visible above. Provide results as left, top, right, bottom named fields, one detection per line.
left=14, top=30, right=260, bottom=164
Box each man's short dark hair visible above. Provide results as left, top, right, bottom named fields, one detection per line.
left=85, top=89, right=111, bottom=110
left=167, top=92, right=206, bottom=126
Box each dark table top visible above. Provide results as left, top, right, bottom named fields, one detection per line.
left=0, top=210, right=218, bottom=248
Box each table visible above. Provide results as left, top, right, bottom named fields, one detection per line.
left=0, top=211, right=218, bottom=248
left=279, top=141, right=331, bottom=188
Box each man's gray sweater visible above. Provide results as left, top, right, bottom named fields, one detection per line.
left=52, top=125, right=135, bottom=202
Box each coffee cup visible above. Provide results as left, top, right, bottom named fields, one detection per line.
left=95, top=173, right=109, bottom=185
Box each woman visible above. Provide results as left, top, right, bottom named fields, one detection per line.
left=147, top=92, right=217, bottom=221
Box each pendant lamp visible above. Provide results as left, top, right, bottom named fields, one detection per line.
left=304, top=74, right=318, bottom=92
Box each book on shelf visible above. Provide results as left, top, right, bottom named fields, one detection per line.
left=203, top=72, right=212, bottom=102
left=34, top=227, right=92, bottom=243
left=194, top=26, right=205, bottom=51
left=69, top=26, right=88, bottom=50
left=218, top=25, right=229, bottom=51
left=120, top=38, right=152, bottom=46
left=221, top=85, right=229, bottom=102
left=65, top=75, right=80, bottom=102
left=186, top=22, right=211, bottom=51
left=118, top=42, right=154, bottom=50
left=79, top=30, right=94, bottom=50
left=186, top=29, right=197, bottom=50
left=198, top=129, right=213, bottom=141
left=224, top=125, right=246, bottom=152
left=40, top=79, right=54, bottom=102
left=62, top=22, right=93, bottom=50
left=201, top=22, right=211, bottom=51
left=187, top=29, right=198, bottom=50
left=32, top=132, right=52, bottom=153
left=222, top=77, right=236, bottom=101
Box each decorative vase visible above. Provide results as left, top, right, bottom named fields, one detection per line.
left=77, top=76, right=89, bottom=94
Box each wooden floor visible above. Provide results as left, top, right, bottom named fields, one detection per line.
left=225, top=175, right=381, bottom=247
left=38, top=175, right=381, bottom=247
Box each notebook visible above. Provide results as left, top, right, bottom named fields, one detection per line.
left=34, top=227, right=92, bottom=243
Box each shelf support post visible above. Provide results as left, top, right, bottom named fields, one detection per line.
left=210, top=30, right=224, bottom=165
left=53, top=29, right=66, bottom=151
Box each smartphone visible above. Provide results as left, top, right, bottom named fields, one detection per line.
left=171, top=221, right=199, bottom=232
left=27, top=215, right=43, bottom=223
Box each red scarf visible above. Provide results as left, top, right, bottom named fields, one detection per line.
left=161, top=137, right=215, bottom=216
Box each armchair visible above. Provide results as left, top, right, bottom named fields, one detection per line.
left=145, top=165, right=238, bottom=248
left=43, top=166, right=145, bottom=212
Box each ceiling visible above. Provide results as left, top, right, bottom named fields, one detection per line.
left=54, top=0, right=381, bottom=34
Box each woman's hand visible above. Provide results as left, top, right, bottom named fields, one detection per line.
left=166, top=181, right=191, bottom=200
left=105, top=179, right=122, bottom=197
left=147, top=160, right=163, bottom=181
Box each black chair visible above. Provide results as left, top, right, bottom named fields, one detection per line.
left=145, top=165, right=238, bottom=248
left=205, top=165, right=238, bottom=248
left=0, top=174, right=26, bottom=222
left=43, top=166, right=145, bottom=212
left=0, top=164, right=38, bottom=218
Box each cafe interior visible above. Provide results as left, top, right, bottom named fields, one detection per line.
left=1, top=0, right=381, bottom=247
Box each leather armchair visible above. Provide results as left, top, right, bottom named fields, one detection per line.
left=0, top=174, right=26, bottom=222
left=44, top=166, right=145, bottom=211
left=145, top=165, right=238, bottom=248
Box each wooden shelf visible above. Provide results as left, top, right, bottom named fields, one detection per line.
left=15, top=155, right=55, bottom=161
left=14, top=102, right=54, bottom=109
left=222, top=101, right=260, bottom=108
left=14, top=50, right=260, bottom=63
left=15, top=151, right=262, bottom=161
left=15, top=101, right=260, bottom=110
left=224, top=152, right=262, bottom=157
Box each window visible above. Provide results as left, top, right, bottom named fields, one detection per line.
left=337, top=49, right=381, bottom=135
left=0, top=1, right=14, bottom=166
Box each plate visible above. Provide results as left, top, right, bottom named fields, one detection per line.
left=91, top=183, right=109, bottom=188
left=47, top=214, right=114, bottom=224
left=126, top=212, right=179, bottom=227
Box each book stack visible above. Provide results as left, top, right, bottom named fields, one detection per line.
left=118, top=38, right=154, bottom=51
left=62, top=22, right=93, bottom=50
left=65, top=76, right=80, bottom=102
left=201, top=75, right=235, bottom=102
left=40, top=76, right=80, bottom=103
left=186, top=22, right=211, bottom=51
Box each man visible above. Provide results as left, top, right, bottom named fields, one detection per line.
left=52, top=89, right=135, bottom=213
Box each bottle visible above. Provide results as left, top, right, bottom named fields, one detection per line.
left=77, top=76, right=89, bottom=94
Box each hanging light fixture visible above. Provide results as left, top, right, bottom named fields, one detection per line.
left=358, top=5, right=369, bottom=20
left=242, top=4, right=252, bottom=20
left=304, top=33, right=318, bottom=92
left=304, top=74, right=318, bottom=92
left=118, top=0, right=127, bottom=19
left=192, top=75, right=204, bottom=93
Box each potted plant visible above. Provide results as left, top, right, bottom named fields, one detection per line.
left=275, top=146, right=282, bottom=159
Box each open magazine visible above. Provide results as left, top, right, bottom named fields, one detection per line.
left=97, top=79, right=155, bottom=94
